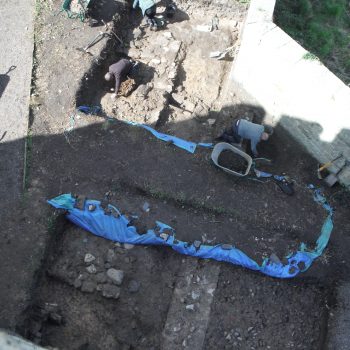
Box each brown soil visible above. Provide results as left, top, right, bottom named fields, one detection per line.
left=218, top=149, right=248, bottom=174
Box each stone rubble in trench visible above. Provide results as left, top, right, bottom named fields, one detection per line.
left=101, top=5, right=243, bottom=129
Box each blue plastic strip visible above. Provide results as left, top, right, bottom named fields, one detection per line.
left=48, top=187, right=333, bottom=278
left=77, top=105, right=101, bottom=115
left=124, top=121, right=213, bottom=153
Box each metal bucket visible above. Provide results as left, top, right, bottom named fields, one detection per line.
left=211, top=142, right=253, bottom=177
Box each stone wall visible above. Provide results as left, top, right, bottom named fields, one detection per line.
left=228, top=0, right=350, bottom=186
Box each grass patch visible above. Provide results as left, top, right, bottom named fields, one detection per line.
left=303, top=52, right=318, bottom=61
left=274, top=0, right=350, bottom=84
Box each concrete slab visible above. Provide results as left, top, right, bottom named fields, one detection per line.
left=0, top=330, right=46, bottom=350
left=0, top=0, right=34, bottom=329
left=0, top=0, right=34, bottom=202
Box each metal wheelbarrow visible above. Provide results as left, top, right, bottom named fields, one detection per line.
left=211, top=142, right=253, bottom=177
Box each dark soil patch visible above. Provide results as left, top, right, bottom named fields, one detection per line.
left=204, top=266, right=329, bottom=350
left=218, top=149, right=248, bottom=174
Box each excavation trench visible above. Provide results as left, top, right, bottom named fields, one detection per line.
left=18, top=0, right=338, bottom=349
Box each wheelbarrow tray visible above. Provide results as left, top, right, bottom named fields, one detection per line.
left=211, top=142, right=253, bottom=177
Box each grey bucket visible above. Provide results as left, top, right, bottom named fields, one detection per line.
left=211, top=142, right=252, bottom=177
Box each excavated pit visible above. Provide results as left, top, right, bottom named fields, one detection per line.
left=76, top=0, right=244, bottom=133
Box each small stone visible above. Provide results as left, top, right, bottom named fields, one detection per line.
left=107, top=268, right=124, bottom=285
left=183, top=100, right=195, bottom=112
left=168, top=70, right=177, bottom=79
left=123, top=243, right=134, bottom=250
left=172, top=93, right=185, bottom=105
left=135, top=84, right=152, bottom=98
left=160, top=233, right=169, bottom=241
left=95, top=272, right=107, bottom=284
left=84, top=253, right=96, bottom=264
left=131, top=319, right=137, bottom=329
left=150, top=58, right=161, bottom=65
left=133, top=28, right=142, bottom=40
left=191, top=291, right=200, bottom=300
left=106, top=249, right=116, bottom=263
left=73, top=278, right=82, bottom=289
left=101, top=284, right=120, bottom=299
left=105, top=262, right=111, bottom=269
left=86, top=264, right=97, bottom=274
left=226, top=334, right=232, bottom=341
left=128, top=280, right=140, bottom=293
left=81, top=281, right=96, bottom=293
left=163, top=31, right=173, bottom=38
left=48, top=312, right=63, bottom=325
left=234, top=331, right=240, bottom=337
left=185, top=304, right=194, bottom=311
left=248, top=327, right=254, bottom=333
left=88, top=204, right=96, bottom=211
left=207, top=119, right=216, bottom=126
left=173, top=324, right=181, bottom=332
left=142, top=202, right=150, bottom=212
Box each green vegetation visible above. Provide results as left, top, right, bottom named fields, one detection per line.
left=274, top=0, right=350, bottom=84
left=302, top=52, right=318, bottom=61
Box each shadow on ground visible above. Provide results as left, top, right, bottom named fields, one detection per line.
left=1, top=108, right=348, bottom=348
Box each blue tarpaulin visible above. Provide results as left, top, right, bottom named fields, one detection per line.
left=48, top=187, right=333, bottom=278
left=124, top=121, right=213, bottom=153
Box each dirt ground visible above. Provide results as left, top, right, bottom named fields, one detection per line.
left=2, top=0, right=350, bottom=349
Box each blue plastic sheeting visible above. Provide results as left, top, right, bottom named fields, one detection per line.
left=124, top=121, right=213, bottom=153
left=48, top=187, right=333, bottom=278
left=77, top=105, right=101, bottom=115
